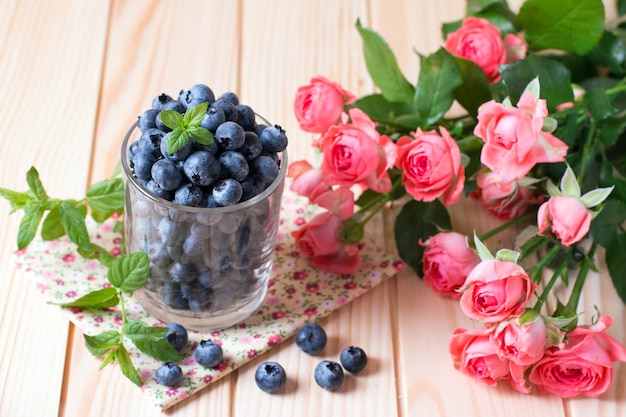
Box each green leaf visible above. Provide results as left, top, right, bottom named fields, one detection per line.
left=183, top=102, right=208, bottom=127
left=159, top=110, right=183, bottom=130
left=17, top=203, right=44, bottom=250
left=41, top=205, right=65, bottom=241
left=516, top=0, right=605, bottom=55
left=86, top=178, right=124, bottom=218
left=114, top=344, right=143, bottom=387
left=414, top=48, right=463, bottom=127
left=598, top=115, right=626, bottom=147
left=591, top=199, right=626, bottom=246
left=84, top=330, right=121, bottom=357
left=356, top=19, right=415, bottom=103
left=587, top=30, right=626, bottom=76
left=353, top=94, right=419, bottom=127
left=583, top=88, right=616, bottom=121
left=0, top=187, right=31, bottom=212
left=620, top=0, right=626, bottom=15
left=77, top=243, right=117, bottom=266
left=453, top=57, right=492, bottom=117
left=187, top=126, right=214, bottom=145
left=167, top=129, right=190, bottom=156
left=53, top=287, right=120, bottom=309
left=394, top=199, right=451, bottom=276
left=25, top=166, right=48, bottom=201
left=606, top=228, right=626, bottom=304
left=501, top=55, right=574, bottom=111
left=107, top=252, right=150, bottom=293
left=123, top=319, right=180, bottom=362
left=466, top=0, right=510, bottom=15
left=60, top=202, right=91, bottom=251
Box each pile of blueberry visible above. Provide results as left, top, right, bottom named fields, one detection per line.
left=128, top=83, right=288, bottom=208
left=124, top=84, right=288, bottom=315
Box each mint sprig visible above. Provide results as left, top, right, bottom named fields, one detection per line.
left=160, top=102, right=214, bottom=155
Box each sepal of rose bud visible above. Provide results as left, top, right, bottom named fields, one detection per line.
left=340, top=220, right=364, bottom=245
left=495, top=248, right=520, bottom=263
left=542, top=117, right=557, bottom=133
left=518, top=307, right=540, bottom=325
left=547, top=303, right=579, bottom=333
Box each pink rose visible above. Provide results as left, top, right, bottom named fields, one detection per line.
left=312, top=187, right=355, bottom=220
left=471, top=170, right=542, bottom=220
left=537, top=196, right=591, bottom=246
left=529, top=315, right=626, bottom=398
left=287, top=160, right=329, bottom=201
left=294, top=75, right=355, bottom=133
left=292, top=211, right=360, bottom=275
left=492, top=316, right=547, bottom=366
left=503, top=33, right=527, bottom=63
left=444, top=17, right=506, bottom=83
left=315, top=108, right=394, bottom=193
left=395, top=127, right=465, bottom=206
left=420, top=232, right=480, bottom=298
left=460, top=260, right=537, bottom=323
left=450, top=327, right=530, bottom=392
left=474, top=88, right=568, bottom=183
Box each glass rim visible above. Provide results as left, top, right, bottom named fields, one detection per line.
left=120, top=119, right=288, bottom=214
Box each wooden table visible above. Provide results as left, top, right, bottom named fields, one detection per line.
left=1, top=0, right=624, bottom=416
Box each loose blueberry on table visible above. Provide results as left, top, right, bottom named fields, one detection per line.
left=314, top=360, right=344, bottom=391
left=255, top=361, right=287, bottom=393
left=164, top=322, right=189, bottom=352
left=193, top=339, right=223, bottom=368
left=339, top=346, right=368, bottom=373
left=295, top=323, right=327, bottom=355
left=155, top=362, right=183, bottom=387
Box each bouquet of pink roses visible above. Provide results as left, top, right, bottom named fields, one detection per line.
left=288, top=0, right=626, bottom=398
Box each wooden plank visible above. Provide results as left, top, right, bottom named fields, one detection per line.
left=0, top=1, right=110, bottom=416
left=60, top=1, right=241, bottom=415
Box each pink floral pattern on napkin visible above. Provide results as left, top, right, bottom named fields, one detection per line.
left=12, top=189, right=403, bottom=411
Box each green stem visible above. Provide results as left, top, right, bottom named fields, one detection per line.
left=533, top=255, right=568, bottom=311
left=577, top=118, right=597, bottom=187
left=566, top=241, right=598, bottom=311
left=530, top=244, right=563, bottom=284
left=478, top=210, right=535, bottom=241
left=350, top=176, right=403, bottom=223
left=118, top=289, right=128, bottom=325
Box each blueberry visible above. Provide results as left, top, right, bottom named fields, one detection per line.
left=155, top=362, right=183, bottom=387
left=240, top=176, right=259, bottom=201
left=183, top=234, right=209, bottom=256
left=295, top=323, right=327, bottom=355
left=138, top=128, right=166, bottom=158
left=183, top=151, right=221, bottom=186
left=314, top=360, right=344, bottom=391
left=219, top=151, right=249, bottom=182
left=160, top=282, right=188, bottom=309
left=128, top=140, right=141, bottom=161
left=218, top=91, right=239, bottom=106
left=235, top=104, right=256, bottom=131
left=239, top=131, right=263, bottom=161
left=213, top=99, right=238, bottom=122
left=212, top=178, right=243, bottom=206
left=162, top=99, right=186, bottom=113
left=179, top=84, right=215, bottom=109
left=193, top=140, right=218, bottom=155
left=200, top=192, right=220, bottom=208
left=215, top=121, right=245, bottom=150
left=200, top=105, right=226, bottom=133
left=165, top=322, right=188, bottom=352
left=255, top=362, right=286, bottom=393
left=160, top=132, right=193, bottom=161
left=152, top=93, right=174, bottom=111
left=138, top=108, right=159, bottom=132
left=169, top=261, right=198, bottom=284
left=193, top=340, right=223, bottom=368
left=173, top=183, right=203, bottom=206
left=250, top=155, right=279, bottom=185
left=260, top=124, right=288, bottom=153
left=157, top=218, right=184, bottom=243
left=339, top=346, right=368, bottom=373
left=131, top=151, right=156, bottom=181
left=145, top=179, right=173, bottom=200
left=151, top=159, right=182, bottom=191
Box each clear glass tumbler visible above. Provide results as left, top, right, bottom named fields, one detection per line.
left=120, top=121, right=286, bottom=331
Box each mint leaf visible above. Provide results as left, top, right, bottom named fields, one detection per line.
left=54, top=287, right=119, bottom=309
left=0, top=187, right=31, bottom=212
left=167, top=129, right=190, bottom=155
left=516, top=0, right=605, bottom=55
left=187, top=126, right=214, bottom=145
left=86, top=178, right=124, bottom=219
left=107, top=252, right=149, bottom=293
left=17, top=203, right=44, bottom=250
left=183, top=102, right=208, bottom=126
left=84, top=330, right=121, bottom=357
left=77, top=243, right=116, bottom=266
left=123, top=319, right=180, bottom=362
left=60, top=202, right=91, bottom=251
left=159, top=110, right=183, bottom=130
left=41, top=205, right=65, bottom=241
left=25, top=166, right=48, bottom=201
left=356, top=19, right=415, bottom=103
left=114, top=344, right=143, bottom=387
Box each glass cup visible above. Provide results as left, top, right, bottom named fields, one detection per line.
left=120, top=120, right=286, bottom=332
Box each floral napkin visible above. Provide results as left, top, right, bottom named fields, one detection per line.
left=12, top=188, right=403, bottom=411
